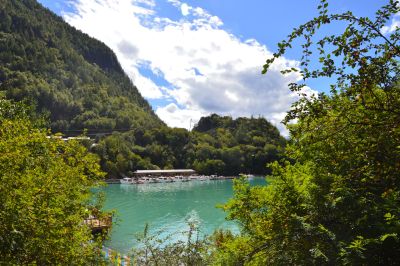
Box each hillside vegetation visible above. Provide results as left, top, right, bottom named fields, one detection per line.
left=93, top=114, right=286, bottom=177
left=0, top=0, right=162, bottom=134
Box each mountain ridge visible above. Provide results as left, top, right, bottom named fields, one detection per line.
left=0, top=0, right=163, bottom=134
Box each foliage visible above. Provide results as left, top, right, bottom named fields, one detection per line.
left=0, top=0, right=162, bottom=135
left=218, top=1, right=400, bottom=265
left=0, top=100, right=107, bottom=264
left=92, top=115, right=286, bottom=177
left=131, top=220, right=210, bottom=265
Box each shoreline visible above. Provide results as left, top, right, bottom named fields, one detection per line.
left=104, top=175, right=241, bottom=184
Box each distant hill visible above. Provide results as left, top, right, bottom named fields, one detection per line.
left=92, top=114, right=286, bottom=177
left=0, top=0, right=163, bottom=134
left=194, top=114, right=285, bottom=146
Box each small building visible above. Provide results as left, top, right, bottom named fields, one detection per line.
left=133, top=169, right=196, bottom=177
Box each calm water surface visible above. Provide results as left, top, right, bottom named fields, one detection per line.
left=102, top=178, right=266, bottom=253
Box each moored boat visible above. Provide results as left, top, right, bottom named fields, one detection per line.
left=198, top=175, right=210, bottom=181
left=120, top=177, right=134, bottom=184
left=189, top=175, right=198, bottom=181
left=157, top=176, right=168, bottom=183
left=138, top=177, right=152, bottom=184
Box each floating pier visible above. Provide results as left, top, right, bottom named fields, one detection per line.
left=84, top=215, right=112, bottom=234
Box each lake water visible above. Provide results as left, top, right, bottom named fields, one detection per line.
left=102, top=178, right=266, bottom=254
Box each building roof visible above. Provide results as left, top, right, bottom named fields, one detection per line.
left=134, top=169, right=196, bottom=174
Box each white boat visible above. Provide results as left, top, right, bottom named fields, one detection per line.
left=157, top=176, right=168, bottom=183
left=148, top=177, right=157, bottom=183
left=245, top=174, right=255, bottom=180
left=120, top=177, right=134, bottom=184
left=138, top=177, right=151, bottom=184
left=189, top=175, right=198, bottom=181
left=174, top=175, right=188, bottom=182
left=198, top=175, right=210, bottom=181
left=178, top=175, right=190, bottom=182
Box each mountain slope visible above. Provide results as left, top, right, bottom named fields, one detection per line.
left=194, top=114, right=285, bottom=146
left=0, top=0, right=163, bottom=134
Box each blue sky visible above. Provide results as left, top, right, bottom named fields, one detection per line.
left=37, top=0, right=394, bottom=135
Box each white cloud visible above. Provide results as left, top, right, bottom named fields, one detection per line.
left=63, top=0, right=313, bottom=136
left=132, top=73, right=165, bottom=99
left=181, top=3, right=190, bottom=16
left=167, top=0, right=181, bottom=7
left=382, top=16, right=400, bottom=34
left=135, top=0, right=156, bottom=8
left=156, top=103, right=205, bottom=129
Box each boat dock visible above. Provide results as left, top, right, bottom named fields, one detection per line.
left=84, top=215, right=112, bottom=234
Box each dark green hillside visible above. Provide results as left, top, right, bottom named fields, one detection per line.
left=0, top=0, right=162, bottom=133
left=194, top=114, right=285, bottom=147
left=93, top=114, right=286, bottom=177
left=191, top=114, right=286, bottom=175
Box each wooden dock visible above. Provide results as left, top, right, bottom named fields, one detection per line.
left=84, top=216, right=112, bottom=234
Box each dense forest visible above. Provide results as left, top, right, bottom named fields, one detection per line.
left=0, top=0, right=286, bottom=177
left=93, top=114, right=286, bottom=177
left=0, top=99, right=106, bottom=265
left=0, top=0, right=163, bottom=134
left=1, top=0, right=400, bottom=264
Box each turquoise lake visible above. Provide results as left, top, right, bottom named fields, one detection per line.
left=102, top=178, right=266, bottom=254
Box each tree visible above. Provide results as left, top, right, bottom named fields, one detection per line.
left=0, top=100, right=106, bottom=264
left=218, top=1, right=400, bottom=265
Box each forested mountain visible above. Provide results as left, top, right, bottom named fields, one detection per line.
left=93, top=114, right=286, bottom=177
left=0, top=0, right=286, bottom=177
left=0, top=0, right=162, bottom=133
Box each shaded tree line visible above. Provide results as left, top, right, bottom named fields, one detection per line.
left=93, top=114, right=286, bottom=177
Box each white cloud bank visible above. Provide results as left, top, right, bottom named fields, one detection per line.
left=63, top=0, right=314, bottom=136
left=382, top=12, right=400, bottom=34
